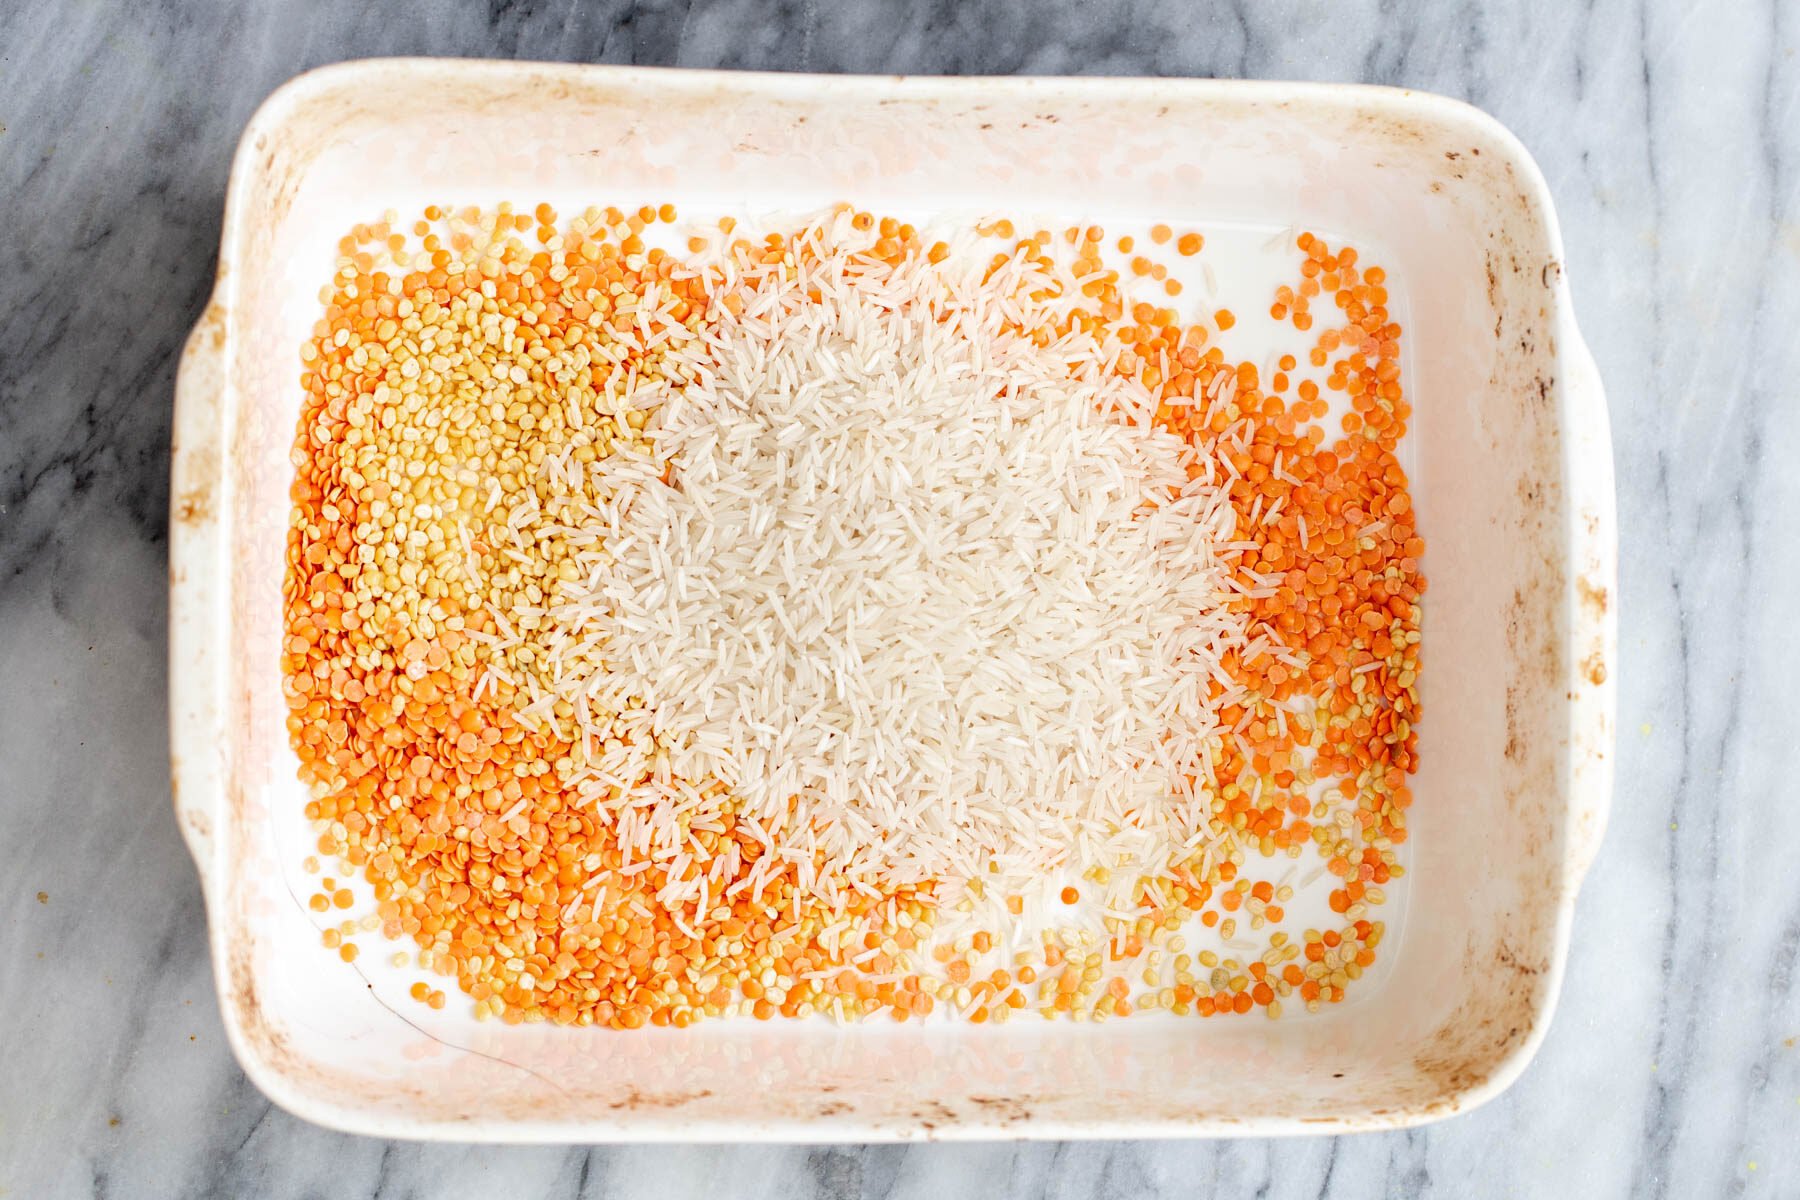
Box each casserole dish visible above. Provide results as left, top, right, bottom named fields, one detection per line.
left=170, top=59, right=1615, bottom=1140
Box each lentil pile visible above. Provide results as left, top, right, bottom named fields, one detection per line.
left=284, top=202, right=1424, bottom=1028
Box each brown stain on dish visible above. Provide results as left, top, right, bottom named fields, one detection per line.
left=909, top=1099, right=959, bottom=1132
left=607, top=1085, right=713, bottom=1111
left=202, top=302, right=226, bottom=352
left=1346, top=109, right=1431, bottom=149
left=173, top=302, right=227, bottom=527
left=1413, top=927, right=1548, bottom=1103
left=1501, top=587, right=1531, bottom=764
left=1576, top=574, right=1611, bottom=686
left=228, top=941, right=310, bottom=1091
left=1577, top=576, right=1609, bottom=619
left=1493, top=936, right=1545, bottom=977
left=968, top=1093, right=1037, bottom=1124
left=174, top=487, right=212, bottom=526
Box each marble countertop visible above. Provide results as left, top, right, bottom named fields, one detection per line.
left=4, top=0, right=1796, bottom=1196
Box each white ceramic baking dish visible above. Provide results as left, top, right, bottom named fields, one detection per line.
left=169, top=60, right=1615, bottom=1141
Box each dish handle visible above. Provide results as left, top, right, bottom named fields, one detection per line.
left=1560, top=318, right=1616, bottom=884
left=169, top=296, right=230, bottom=895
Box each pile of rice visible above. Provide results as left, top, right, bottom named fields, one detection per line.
left=512, top=215, right=1249, bottom=911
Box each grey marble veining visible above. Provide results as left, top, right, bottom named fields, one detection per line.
left=2, top=0, right=1797, bottom=1196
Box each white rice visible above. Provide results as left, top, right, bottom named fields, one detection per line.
left=532, top=214, right=1247, bottom=913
